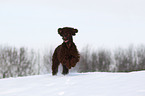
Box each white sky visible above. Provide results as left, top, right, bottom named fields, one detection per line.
left=0, top=0, right=145, bottom=51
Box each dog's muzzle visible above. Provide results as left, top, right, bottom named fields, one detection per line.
left=63, top=36, right=69, bottom=43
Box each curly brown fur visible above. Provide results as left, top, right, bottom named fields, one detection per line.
left=52, top=27, right=80, bottom=75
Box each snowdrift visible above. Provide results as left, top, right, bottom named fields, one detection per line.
left=0, top=71, right=145, bottom=96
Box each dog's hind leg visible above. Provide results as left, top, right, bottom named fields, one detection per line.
left=62, top=65, right=69, bottom=75
left=52, top=58, right=60, bottom=75
left=52, top=50, right=60, bottom=75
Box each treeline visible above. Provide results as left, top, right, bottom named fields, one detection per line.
left=0, top=45, right=145, bottom=79
left=76, top=45, right=145, bottom=72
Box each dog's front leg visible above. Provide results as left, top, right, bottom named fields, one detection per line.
left=70, top=56, right=79, bottom=67
left=66, top=60, right=71, bottom=69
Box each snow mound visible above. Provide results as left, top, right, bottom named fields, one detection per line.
left=0, top=71, right=145, bottom=96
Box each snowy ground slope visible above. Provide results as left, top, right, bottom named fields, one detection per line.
left=0, top=71, right=145, bottom=96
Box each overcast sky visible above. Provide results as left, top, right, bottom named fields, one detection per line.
left=0, top=0, right=145, bottom=51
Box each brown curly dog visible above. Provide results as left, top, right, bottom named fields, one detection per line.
left=52, top=27, right=80, bottom=75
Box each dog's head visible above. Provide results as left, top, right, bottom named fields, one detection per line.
left=58, top=27, right=78, bottom=43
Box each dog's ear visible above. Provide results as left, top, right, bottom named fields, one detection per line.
left=72, top=29, right=78, bottom=36
left=58, top=28, right=63, bottom=36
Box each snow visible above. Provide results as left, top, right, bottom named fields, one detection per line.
left=0, top=71, right=145, bottom=96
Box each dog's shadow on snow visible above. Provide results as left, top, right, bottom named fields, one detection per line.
left=49, top=73, right=87, bottom=77
left=66, top=73, right=88, bottom=77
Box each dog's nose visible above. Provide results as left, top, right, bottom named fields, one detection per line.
left=64, top=37, right=67, bottom=40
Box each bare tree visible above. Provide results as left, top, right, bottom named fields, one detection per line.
left=136, top=45, right=145, bottom=71
left=43, top=49, right=53, bottom=73
left=96, top=49, right=112, bottom=72
left=90, top=52, right=97, bottom=72
left=0, top=46, right=18, bottom=78
left=77, top=46, right=91, bottom=72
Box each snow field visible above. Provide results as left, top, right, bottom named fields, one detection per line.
left=0, top=71, right=145, bottom=96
